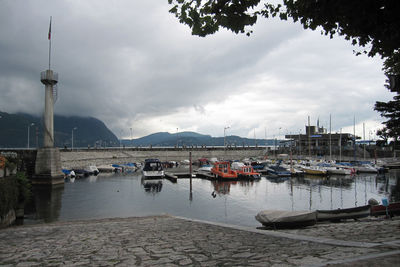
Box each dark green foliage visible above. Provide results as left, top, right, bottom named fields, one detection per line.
left=168, top=1, right=400, bottom=59
left=16, top=172, right=31, bottom=205
left=168, top=0, right=262, bottom=36
left=374, top=93, right=400, bottom=142
left=0, top=177, right=18, bottom=218
left=0, top=172, right=31, bottom=219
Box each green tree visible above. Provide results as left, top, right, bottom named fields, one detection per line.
left=168, top=0, right=400, bottom=141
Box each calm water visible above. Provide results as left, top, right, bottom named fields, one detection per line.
left=26, top=169, right=400, bottom=227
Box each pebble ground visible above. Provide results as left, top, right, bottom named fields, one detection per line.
left=0, top=215, right=399, bottom=266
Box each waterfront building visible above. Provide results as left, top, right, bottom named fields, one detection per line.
left=284, top=125, right=359, bottom=157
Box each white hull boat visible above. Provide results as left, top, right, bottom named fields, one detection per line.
left=142, top=159, right=165, bottom=178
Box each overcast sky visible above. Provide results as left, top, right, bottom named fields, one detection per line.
left=0, top=1, right=393, bottom=140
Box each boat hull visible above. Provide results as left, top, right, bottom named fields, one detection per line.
left=302, top=168, right=327, bottom=176
left=142, top=170, right=165, bottom=178
left=316, top=205, right=371, bottom=222
left=255, top=210, right=317, bottom=228
left=370, top=203, right=400, bottom=217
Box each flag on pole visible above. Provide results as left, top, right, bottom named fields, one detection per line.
left=48, top=16, right=52, bottom=40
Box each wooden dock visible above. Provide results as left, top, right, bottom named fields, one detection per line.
left=164, top=172, right=178, bottom=183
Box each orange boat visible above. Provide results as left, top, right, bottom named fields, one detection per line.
left=231, top=162, right=261, bottom=180
left=236, top=165, right=261, bottom=180
left=211, top=161, right=238, bottom=180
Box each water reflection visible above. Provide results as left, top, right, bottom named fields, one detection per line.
left=141, top=177, right=163, bottom=194
left=28, top=185, right=64, bottom=223
left=24, top=169, right=400, bottom=227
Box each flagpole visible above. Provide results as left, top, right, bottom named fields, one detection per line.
left=48, top=16, right=52, bottom=70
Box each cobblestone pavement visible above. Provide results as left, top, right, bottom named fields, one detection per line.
left=0, top=215, right=399, bottom=266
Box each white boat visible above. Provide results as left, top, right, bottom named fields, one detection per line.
left=354, top=164, right=378, bottom=173
left=142, top=159, right=165, bottom=178
left=197, top=166, right=213, bottom=172
left=85, top=165, right=99, bottom=175
left=255, top=210, right=317, bottom=228
left=326, top=166, right=353, bottom=175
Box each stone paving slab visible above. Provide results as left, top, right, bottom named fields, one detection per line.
left=0, top=215, right=399, bottom=266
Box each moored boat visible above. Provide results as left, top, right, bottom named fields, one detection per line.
left=211, top=161, right=238, bottom=180
left=326, top=166, right=354, bottom=175
left=370, top=202, right=400, bottom=218
left=255, top=210, right=317, bottom=228
left=196, top=158, right=213, bottom=172
left=316, top=205, right=371, bottom=222
left=301, top=165, right=327, bottom=176
left=231, top=162, right=260, bottom=179
left=142, top=159, right=165, bottom=178
left=85, top=165, right=99, bottom=175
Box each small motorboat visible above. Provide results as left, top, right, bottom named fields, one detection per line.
left=211, top=161, right=238, bottom=180
left=316, top=205, right=371, bottom=222
left=231, top=162, right=260, bottom=179
left=196, top=158, right=213, bottom=172
left=62, top=169, right=75, bottom=178
left=255, top=210, right=317, bottom=228
left=370, top=202, right=400, bottom=218
left=142, top=159, right=165, bottom=178
left=73, top=169, right=90, bottom=178
left=85, top=165, right=99, bottom=175
left=301, top=165, right=327, bottom=176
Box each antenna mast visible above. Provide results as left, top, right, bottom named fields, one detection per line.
left=48, top=16, right=52, bottom=70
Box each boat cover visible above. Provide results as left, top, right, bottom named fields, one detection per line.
left=255, top=210, right=316, bottom=224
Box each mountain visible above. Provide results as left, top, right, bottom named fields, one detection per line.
left=121, top=131, right=278, bottom=147
left=0, top=111, right=279, bottom=148
left=0, top=111, right=119, bottom=148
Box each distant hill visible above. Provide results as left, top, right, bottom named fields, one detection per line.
left=0, top=111, right=279, bottom=148
left=0, top=111, right=119, bottom=148
left=121, top=131, right=278, bottom=147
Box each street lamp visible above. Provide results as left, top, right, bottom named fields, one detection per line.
left=27, top=123, right=35, bottom=148
left=176, top=128, right=179, bottom=147
left=224, top=126, right=230, bottom=149
left=130, top=127, right=133, bottom=147
left=298, top=129, right=302, bottom=158
left=71, top=127, right=77, bottom=150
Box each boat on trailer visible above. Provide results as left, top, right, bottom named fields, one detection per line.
left=316, top=205, right=371, bottom=222
left=255, top=210, right=317, bottom=228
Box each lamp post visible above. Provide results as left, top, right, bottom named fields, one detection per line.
left=298, top=129, right=302, bottom=159
left=130, top=127, right=133, bottom=147
left=176, top=128, right=179, bottom=147
left=224, top=126, right=230, bottom=150
left=71, top=127, right=77, bottom=150
left=278, top=127, right=282, bottom=153
left=27, top=123, right=35, bottom=148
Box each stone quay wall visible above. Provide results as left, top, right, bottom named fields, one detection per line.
left=60, top=147, right=267, bottom=169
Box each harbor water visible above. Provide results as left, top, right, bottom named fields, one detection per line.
left=25, top=169, right=400, bottom=227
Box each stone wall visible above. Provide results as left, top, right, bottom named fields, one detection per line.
left=60, top=147, right=267, bottom=169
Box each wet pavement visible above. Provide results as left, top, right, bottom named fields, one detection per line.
left=0, top=215, right=399, bottom=266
